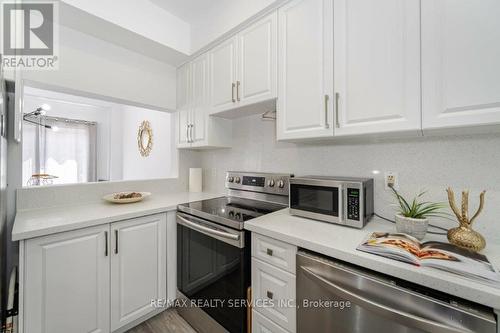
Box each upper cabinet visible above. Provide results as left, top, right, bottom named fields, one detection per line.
left=209, top=13, right=278, bottom=116
left=177, top=55, right=232, bottom=149
left=178, top=0, right=500, bottom=144
left=209, top=37, right=238, bottom=113
left=237, top=13, right=277, bottom=107
left=277, top=0, right=334, bottom=140
left=421, top=0, right=500, bottom=132
left=333, top=0, right=421, bottom=136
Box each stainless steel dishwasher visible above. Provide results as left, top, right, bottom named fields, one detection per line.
left=297, top=250, right=497, bottom=333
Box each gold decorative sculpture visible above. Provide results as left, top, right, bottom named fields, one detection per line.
left=446, top=188, right=486, bottom=252
left=138, top=120, right=153, bottom=157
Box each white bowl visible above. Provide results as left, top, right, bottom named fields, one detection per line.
left=102, top=192, right=151, bottom=204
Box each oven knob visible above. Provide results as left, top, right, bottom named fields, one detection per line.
left=235, top=212, right=241, bottom=220
left=228, top=176, right=234, bottom=183
left=234, top=176, right=241, bottom=184
left=278, top=180, right=285, bottom=188
left=267, top=179, right=275, bottom=187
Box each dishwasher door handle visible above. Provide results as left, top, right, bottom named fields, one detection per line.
left=300, top=266, right=471, bottom=333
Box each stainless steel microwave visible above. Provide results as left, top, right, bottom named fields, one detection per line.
left=289, top=176, right=374, bottom=228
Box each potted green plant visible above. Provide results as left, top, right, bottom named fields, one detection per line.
left=391, top=187, right=448, bottom=240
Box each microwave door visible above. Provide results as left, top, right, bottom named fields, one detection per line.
left=290, top=184, right=341, bottom=224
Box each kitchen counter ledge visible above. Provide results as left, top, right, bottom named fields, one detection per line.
left=245, top=208, right=500, bottom=310
left=12, top=192, right=223, bottom=241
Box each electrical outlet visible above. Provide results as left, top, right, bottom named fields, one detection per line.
left=384, top=171, right=399, bottom=190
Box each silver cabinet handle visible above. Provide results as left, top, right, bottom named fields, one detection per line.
left=177, top=215, right=240, bottom=240
left=300, top=266, right=468, bottom=333
left=186, top=124, right=190, bottom=143
left=232, top=83, right=236, bottom=102
left=236, top=81, right=241, bottom=101
left=335, top=92, right=340, bottom=128
left=114, top=230, right=118, bottom=254
left=104, top=231, right=108, bottom=257
left=324, top=94, right=330, bottom=129
left=189, top=124, right=193, bottom=143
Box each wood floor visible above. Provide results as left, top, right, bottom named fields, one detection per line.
left=126, top=309, right=197, bottom=333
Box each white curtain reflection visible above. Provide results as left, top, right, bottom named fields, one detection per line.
left=22, top=118, right=97, bottom=186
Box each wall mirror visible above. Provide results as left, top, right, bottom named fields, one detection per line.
left=22, top=85, right=176, bottom=187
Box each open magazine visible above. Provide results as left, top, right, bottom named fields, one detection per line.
left=357, top=232, right=500, bottom=284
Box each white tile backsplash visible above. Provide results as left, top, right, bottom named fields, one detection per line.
left=200, top=114, right=500, bottom=244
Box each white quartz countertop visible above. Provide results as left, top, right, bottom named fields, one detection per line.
left=12, top=192, right=223, bottom=241
left=245, top=209, right=500, bottom=309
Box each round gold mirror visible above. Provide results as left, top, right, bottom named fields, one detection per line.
left=137, top=120, right=153, bottom=157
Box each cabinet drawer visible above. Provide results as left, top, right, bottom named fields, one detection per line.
left=252, top=309, right=290, bottom=333
left=252, top=233, right=296, bottom=273
left=252, top=258, right=296, bottom=332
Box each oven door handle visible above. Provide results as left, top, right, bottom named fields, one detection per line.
left=300, top=266, right=471, bottom=333
left=177, top=214, right=240, bottom=241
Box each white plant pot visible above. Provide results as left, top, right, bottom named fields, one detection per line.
left=395, top=214, right=429, bottom=240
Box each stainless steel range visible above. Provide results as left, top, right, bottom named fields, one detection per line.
left=176, top=171, right=292, bottom=333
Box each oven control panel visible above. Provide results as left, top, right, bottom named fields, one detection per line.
left=226, top=172, right=292, bottom=196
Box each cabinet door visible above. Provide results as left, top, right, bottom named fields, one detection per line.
left=277, top=0, right=334, bottom=140
left=23, top=225, right=110, bottom=333
left=209, top=37, right=238, bottom=113
left=191, top=54, right=208, bottom=146
left=177, top=63, right=190, bottom=111
left=177, top=63, right=191, bottom=148
left=422, top=0, right=500, bottom=131
left=334, top=0, right=421, bottom=136
left=110, top=214, right=167, bottom=331
left=177, top=109, right=191, bottom=148
left=237, top=12, right=277, bottom=107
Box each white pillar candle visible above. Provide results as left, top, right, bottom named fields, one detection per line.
left=189, top=168, right=203, bottom=192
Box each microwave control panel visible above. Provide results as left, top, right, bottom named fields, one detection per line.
left=347, top=188, right=360, bottom=221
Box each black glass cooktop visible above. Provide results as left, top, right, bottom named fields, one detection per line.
left=177, top=196, right=287, bottom=229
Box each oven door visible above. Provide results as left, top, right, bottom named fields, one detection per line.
left=177, top=212, right=250, bottom=333
left=290, top=181, right=343, bottom=223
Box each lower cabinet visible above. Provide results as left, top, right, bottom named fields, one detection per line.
left=21, top=213, right=168, bottom=333
left=23, top=224, right=110, bottom=333
left=251, top=233, right=297, bottom=333
left=110, top=214, right=167, bottom=331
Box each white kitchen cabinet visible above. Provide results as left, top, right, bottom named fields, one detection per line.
left=277, top=0, right=334, bottom=140
left=421, top=0, right=500, bottom=132
left=110, top=214, right=167, bottom=331
left=177, top=63, right=190, bottom=111
left=177, top=54, right=232, bottom=149
left=177, top=63, right=191, bottom=149
left=209, top=13, right=278, bottom=117
left=237, top=12, right=277, bottom=108
left=252, top=258, right=296, bottom=332
left=23, top=225, right=110, bottom=333
left=209, top=37, right=238, bottom=113
left=190, top=55, right=207, bottom=145
left=333, top=0, right=421, bottom=136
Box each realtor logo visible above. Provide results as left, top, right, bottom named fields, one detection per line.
left=1, top=1, right=59, bottom=70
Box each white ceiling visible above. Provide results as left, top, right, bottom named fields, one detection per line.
left=149, top=0, right=219, bottom=23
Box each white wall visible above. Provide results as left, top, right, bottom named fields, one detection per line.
left=62, top=0, right=191, bottom=54
left=190, top=0, right=278, bottom=52
left=199, top=115, right=500, bottom=245
left=120, top=105, right=175, bottom=180
left=10, top=24, right=177, bottom=110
